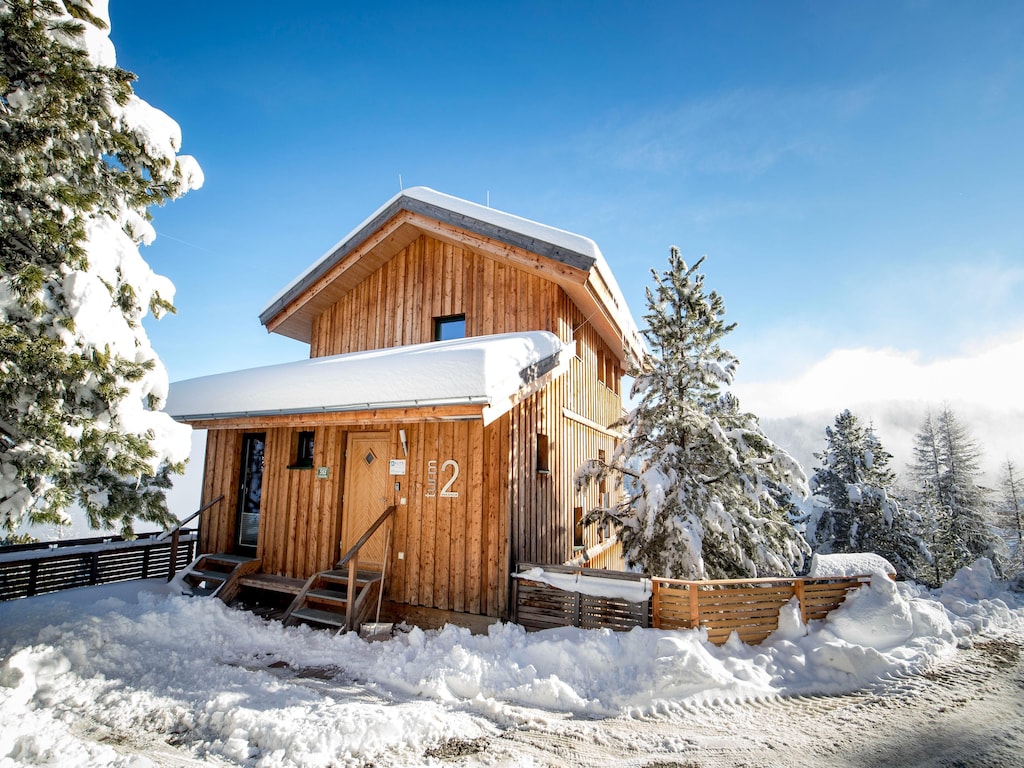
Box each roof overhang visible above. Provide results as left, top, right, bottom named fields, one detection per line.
left=259, top=187, right=644, bottom=365
left=165, top=332, right=573, bottom=429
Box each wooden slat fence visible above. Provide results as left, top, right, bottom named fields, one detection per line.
left=514, top=564, right=873, bottom=645
left=652, top=575, right=871, bottom=645
left=513, top=563, right=651, bottom=631
left=0, top=531, right=197, bottom=601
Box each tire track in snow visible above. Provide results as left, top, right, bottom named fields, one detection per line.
left=490, top=635, right=1024, bottom=768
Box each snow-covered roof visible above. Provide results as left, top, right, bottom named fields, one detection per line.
left=165, top=332, right=573, bottom=427
left=259, top=187, right=642, bottom=362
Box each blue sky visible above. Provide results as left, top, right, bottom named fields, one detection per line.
left=108, top=1, right=1023, bottom=454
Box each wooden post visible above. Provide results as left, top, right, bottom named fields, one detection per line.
left=142, top=546, right=151, bottom=579
left=346, top=556, right=358, bottom=631
left=688, top=582, right=700, bottom=630
left=167, top=528, right=181, bottom=581
left=28, top=560, right=39, bottom=597
left=651, top=579, right=661, bottom=629
left=794, top=579, right=807, bottom=625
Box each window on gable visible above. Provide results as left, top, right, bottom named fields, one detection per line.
left=434, top=314, right=466, bottom=341
left=573, top=323, right=585, bottom=360
left=289, top=431, right=315, bottom=469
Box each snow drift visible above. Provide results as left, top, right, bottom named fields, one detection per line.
left=0, top=560, right=1021, bottom=767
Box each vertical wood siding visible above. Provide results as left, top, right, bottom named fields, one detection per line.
left=387, top=420, right=510, bottom=619
left=310, top=234, right=561, bottom=356
left=257, top=426, right=346, bottom=578
left=504, top=292, right=625, bottom=570
left=199, top=430, right=242, bottom=555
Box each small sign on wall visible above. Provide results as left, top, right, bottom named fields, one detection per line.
left=316, top=466, right=330, bottom=479
left=389, top=459, right=407, bottom=476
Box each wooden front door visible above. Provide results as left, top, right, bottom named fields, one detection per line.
left=341, top=432, right=391, bottom=569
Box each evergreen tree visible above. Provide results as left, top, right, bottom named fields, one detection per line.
left=809, top=410, right=922, bottom=578
left=0, top=0, right=202, bottom=535
left=576, top=248, right=809, bottom=579
left=995, top=459, right=1023, bottom=574
left=909, top=407, right=1002, bottom=585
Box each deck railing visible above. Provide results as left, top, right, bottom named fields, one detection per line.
left=0, top=530, right=198, bottom=601
left=514, top=563, right=873, bottom=645
left=0, top=496, right=226, bottom=601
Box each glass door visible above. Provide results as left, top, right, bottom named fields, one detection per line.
left=236, top=433, right=266, bottom=554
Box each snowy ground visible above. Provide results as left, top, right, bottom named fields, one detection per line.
left=1, top=562, right=1022, bottom=768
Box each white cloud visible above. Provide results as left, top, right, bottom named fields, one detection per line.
left=734, top=332, right=1024, bottom=481
left=735, top=333, right=1024, bottom=418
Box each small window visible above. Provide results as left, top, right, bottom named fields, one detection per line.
left=597, top=450, right=607, bottom=495
left=573, top=324, right=585, bottom=360
left=289, top=431, right=314, bottom=469
left=573, top=506, right=584, bottom=549
left=434, top=314, right=466, bottom=341
left=536, top=433, right=550, bottom=474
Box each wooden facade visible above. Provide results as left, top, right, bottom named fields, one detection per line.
left=174, top=188, right=641, bottom=626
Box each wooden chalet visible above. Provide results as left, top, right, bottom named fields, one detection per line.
left=165, top=187, right=643, bottom=632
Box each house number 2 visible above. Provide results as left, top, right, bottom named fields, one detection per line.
left=425, top=459, right=460, bottom=498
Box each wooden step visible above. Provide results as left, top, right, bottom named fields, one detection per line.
left=306, top=588, right=348, bottom=605
left=320, top=570, right=382, bottom=586
left=237, top=573, right=306, bottom=594
left=186, top=569, right=228, bottom=583
left=203, top=553, right=256, bottom=567
left=290, top=607, right=346, bottom=628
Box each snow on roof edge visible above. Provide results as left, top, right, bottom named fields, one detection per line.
left=165, top=331, right=572, bottom=423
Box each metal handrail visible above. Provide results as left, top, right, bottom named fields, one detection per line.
left=159, top=495, right=224, bottom=580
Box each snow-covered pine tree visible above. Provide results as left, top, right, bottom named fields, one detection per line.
left=909, top=407, right=1003, bottom=585
left=995, top=459, right=1023, bottom=575
left=575, top=248, right=809, bottom=579
left=809, top=409, right=922, bottom=578
left=0, top=0, right=203, bottom=535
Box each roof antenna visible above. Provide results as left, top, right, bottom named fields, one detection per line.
left=398, top=173, right=403, bottom=191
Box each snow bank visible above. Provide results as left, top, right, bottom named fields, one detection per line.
left=1, top=561, right=1021, bottom=767
left=808, top=551, right=896, bottom=577
left=938, top=558, right=1022, bottom=638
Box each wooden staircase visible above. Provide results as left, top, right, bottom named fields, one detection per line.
left=282, top=568, right=383, bottom=631
left=282, top=504, right=397, bottom=633
left=177, top=553, right=261, bottom=602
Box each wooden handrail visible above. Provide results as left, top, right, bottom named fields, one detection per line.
left=337, top=505, right=397, bottom=568
left=337, top=504, right=397, bottom=632
left=157, top=495, right=225, bottom=542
